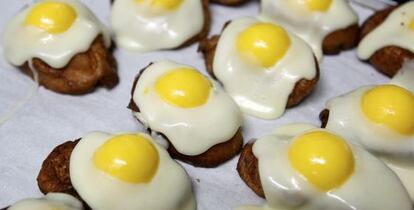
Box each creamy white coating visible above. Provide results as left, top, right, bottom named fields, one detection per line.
left=213, top=17, right=317, bottom=120
left=8, top=193, right=83, bottom=210
left=70, top=131, right=195, bottom=210
left=111, top=0, right=204, bottom=52
left=3, top=0, right=110, bottom=68
left=260, top=0, right=358, bottom=60
left=236, top=124, right=411, bottom=210
left=358, top=2, right=414, bottom=59
left=132, top=60, right=243, bottom=155
left=390, top=60, right=414, bottom=93
left=325, top=73, right=414, bottom=200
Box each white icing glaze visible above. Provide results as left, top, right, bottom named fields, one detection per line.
left=111, top=0, right=204, bottom=52
left=3, top=0, right=110, bottom=68
left=8, top=193, right=83, bottom=210
left=325, top=79, right=414, bottom=200
left=325, top=87, right=414, bottom=156
left=391, top=60, right=414, bottom=93
left=132, top=60, right=243, bottom=155
left=260, top=0, right=358, bottom=60
left=70, top=131, right=195, bottom=210
left=238, top=124, right=411, bottom=210
left=358, top=2, right=414, bottom=59
left=213, top=17, right=317, bottom=120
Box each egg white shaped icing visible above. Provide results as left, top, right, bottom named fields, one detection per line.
left=260, top=0, right=358, bottom=60
left=132, top=60, right=243, bottom=156
left=111, top=0, right=205, bottom=52
left=213, top=17, right=317, bottom=120
left=3, top=0, right=110, bottom=69
left=358, top=2, right=414, bottom=59
left=236, top=124, right=411, bottom=210
left=324, top=66, right=414, bottom=200
left=70, top=131, right=195, bottom=210
left=8, top=193, right=83, bottom=210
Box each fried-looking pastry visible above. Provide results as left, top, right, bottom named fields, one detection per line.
left=111, top=0, right=210, bottom=52
left=358, top=2, right=414, bottom=77
left=319, top=65, right=414, bottom=200
left=128, top=61, right=244, bottom=167
left=38, top=132, right=195, bottom=210
left=199, top=17, right=319, bottom=119
left=3, top=0, right=118, bottom=94
left=236, top=123, right=411, bottom=210
left=260, top=0, right=359, bottom=59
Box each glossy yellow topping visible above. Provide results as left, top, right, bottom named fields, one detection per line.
left=135, top=0, right=183, bottom=10
left=236, top=23, right=291, bottom=68
left=93, top=134, right=159, bottom=183
left=155, top=68, right=211, bottom=108
left=25, top=1, right=77, bottom=34
left=409, top=18, right=414, bottom=31
left=289, top=131, right=354, bottom=191
left=361, top=85, right=414, bottom=135
left=305, top=0, right=332, bottom=12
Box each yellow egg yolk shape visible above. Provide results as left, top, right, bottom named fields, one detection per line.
left=305, top=0, right=332, bottom=12
left=361, top=84, right=414, bottom=136
left=155, top=68, right=211, bottom=108
left=289, top=131, right=355, bottom=191
left=236, top=23, right=291, bottom=68
left=93, top=134, right=159, bottom=184
left=25, top=1, right=77, bottom=34
left=135, top=0, right=183, bottom=10
left=409, top=18, right=414, bottom=31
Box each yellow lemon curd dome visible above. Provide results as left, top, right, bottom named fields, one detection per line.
left=25, top=1, right=78, bottom=34
left=304, top=0, right=333, bottom=12
left=236, top=23, right=291, bottom=68
left=361, top=85, right=414, bottom=136
left=289, top=131, right=355, bottom=191
left=135, top=0, right=183, bottom=10
left=155, top=67, right=211, bottom=108
left=93, top=134, right=159, bottom=184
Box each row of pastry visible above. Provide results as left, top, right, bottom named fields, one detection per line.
left=3, top=0, right=412, bottom=118
left=2, top=0, right=414, bottom=209
left=3, top=58, right=414, bottom=209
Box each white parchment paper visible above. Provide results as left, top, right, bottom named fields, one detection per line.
left=0, top=0, right=389, bottom=209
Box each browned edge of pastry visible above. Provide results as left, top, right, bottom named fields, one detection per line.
left=198, top=29, right=320, bottom=108
left=322, top=24, right=360, bottom=55
left=319, top=109, right=330, bottom=128
left=20, top=35, right=118, bottom=95
left=37, top=139, right=92, bottom=210
left=360, top=5, right=414, bottom=77
left=37, top=140, right=79, bottom=196
left=211, top=0, right=249, bottom=6
left=236, top=141, right=265, bottom=198
left=127, top=63, right=244, bottom=168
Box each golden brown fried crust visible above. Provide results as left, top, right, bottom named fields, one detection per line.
left=128, top=64, right=243, bottom=167
left=37, top=140, right=79, bottom=196
left=323, top=24, right=360, bottom=55
left=20, top=35, right=118, bottom=95
left=360, top=6, right=414, bottom=77
left=167, top=129, right=243, bottom=167
left=319, top=109, right=330, bottom=128
left=37, top=140, right=93, bottom=210
left=211, top=0, right=248, bottom=6
left=198, top=35, right=320, bottom=109
left=237, top=141, right=265, bottom=198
